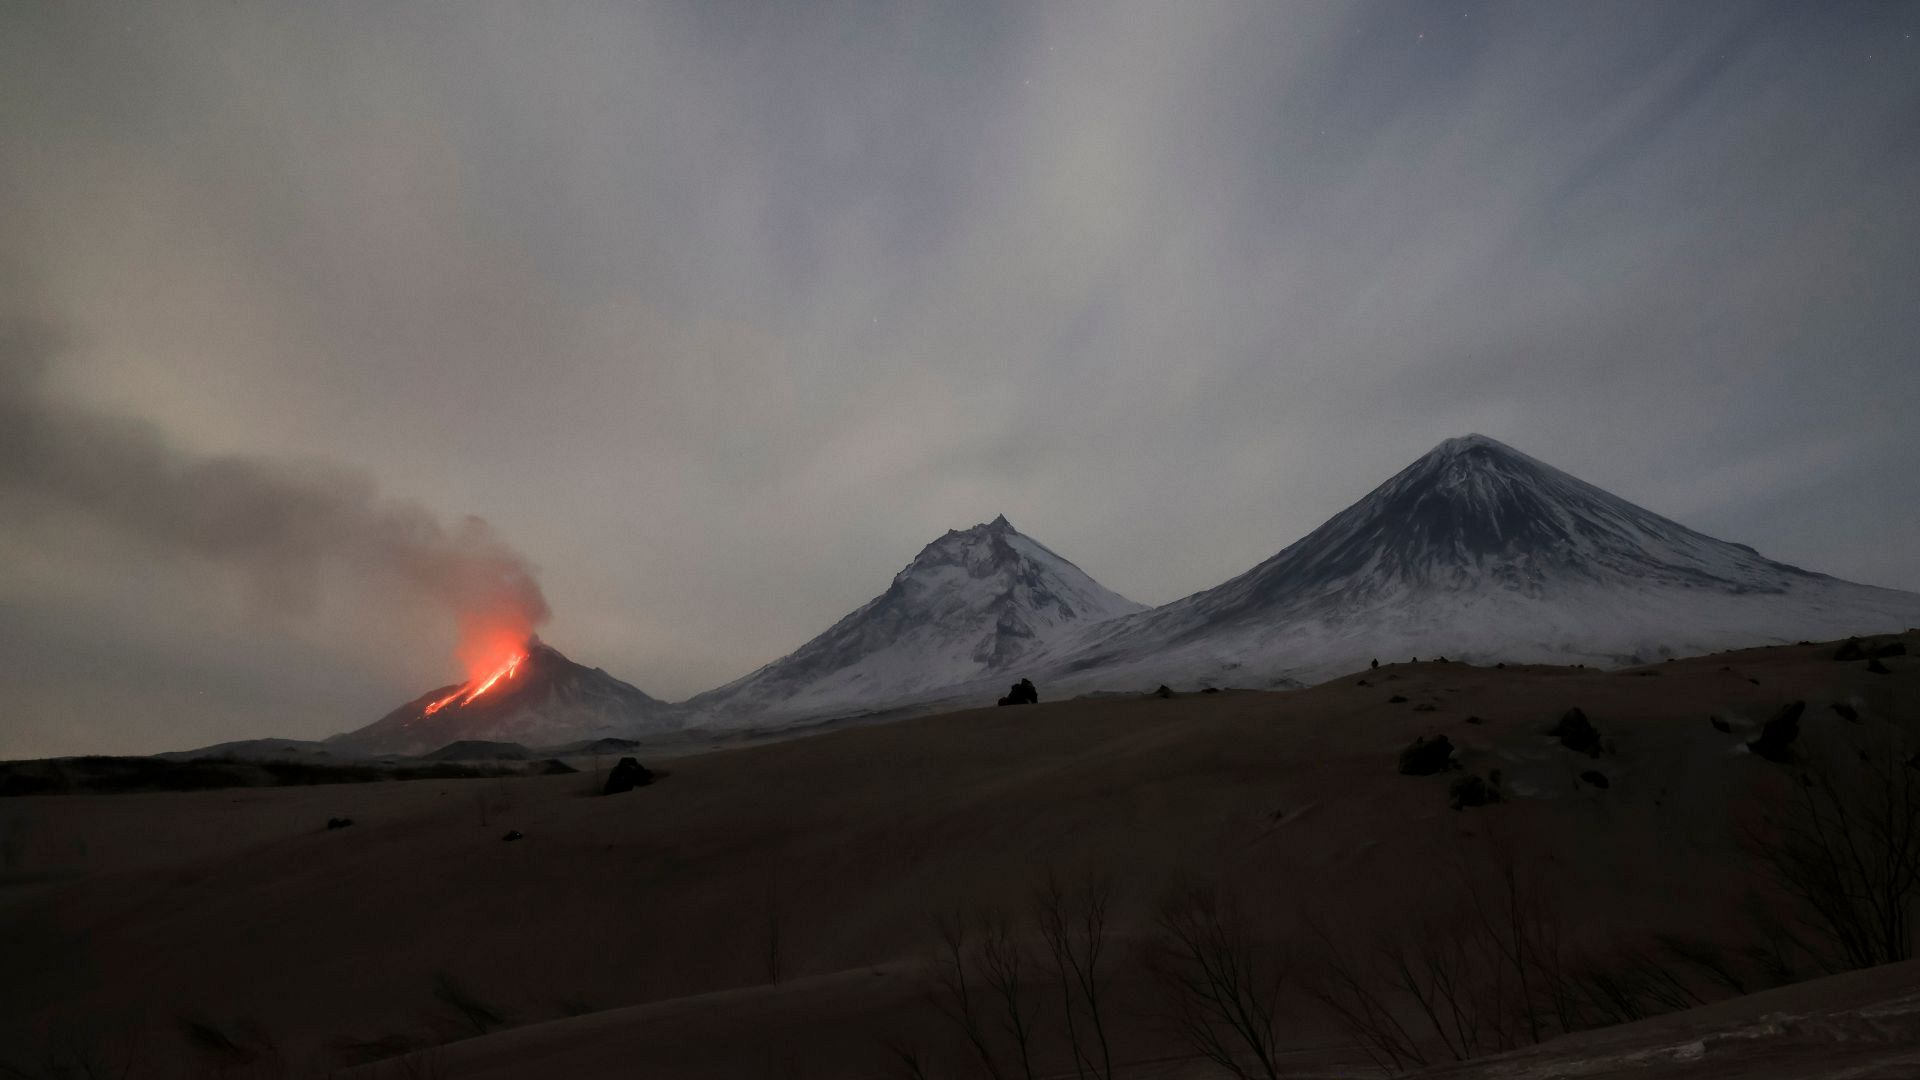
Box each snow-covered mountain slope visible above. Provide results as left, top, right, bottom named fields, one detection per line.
left=332, top=639, right=678, bottom=755
left=684, top=516, right=1145, bottom=724
left=1032, top=434, right=1920, bottom=690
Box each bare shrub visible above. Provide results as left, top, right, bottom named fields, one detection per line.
left=932, top=911, right=1018, bottom=1080
left=1308, top=837, right=1586, bottom=1071
left=1151, top=886, right=1285, bottom=1080
left=1750, top=723, right=1920, bottom=969
left=1033, top=873, right=1115, bottom=1080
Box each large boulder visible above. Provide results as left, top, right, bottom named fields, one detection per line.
left=1448, top=773, right=1501, bottom=810
left=1397, top=735, right=1456, bottom=776
left=1747, top=701, right=1805, bottom=763
left=603, top=756, right=656, bottom=795
left=1549, top=708, right=1602, bottom=757
left=997, top=678, right=1039, bottom=706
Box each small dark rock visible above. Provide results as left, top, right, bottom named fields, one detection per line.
left=1549, top=708, right=1602, bottom=757
left=1831, top=702, right=1859, bottom=722
left=1153, top=684, right=1175, bottom=699
left=1201, top=687, right=1221, bottom=695
left=1388, top=695, right=1408, bottom=704
left=326, top=817, right=354, bottom=830
left=1579, top=770, right=1610, bottom=789
left=1870, top=642, right=1907, bottom=659
left=1436, top=656, right=1449, bottom=664
left=1747, top=701, right=1805, bottom=763
left=1355, top=679, right=1371, bottom=687
left=1371, top=659, right=1380, bottom=669
left=1448, top=774, right=1500, bottom=810
left=1867, top=658, right=1891, bottom=675
left=1709, top=716, right=1731, bottom=733
left=997, top=678, right=1040, bottom=706
left=536, top=759, right=578, bottom=775
left=1412, top=703, right=1438, bottom=713
left=1832, top=638, right=1867, bottom=662
left=1748, top=678, right=1760, bottom=686
left=501, top=830, right=524, bottom=842
left=1496, top=662, right=1505, bottom=669
left=603, top=756, right=656, bottom=795
left=1397, top=734, right=1456, bottom=776
left=1465, top=715, right=1485, bottom=725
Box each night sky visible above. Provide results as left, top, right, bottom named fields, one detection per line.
left=3, top=1, right=1917, bottom=757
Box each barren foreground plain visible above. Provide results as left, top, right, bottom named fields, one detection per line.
left=5, top=633, right=1917, bottom=1078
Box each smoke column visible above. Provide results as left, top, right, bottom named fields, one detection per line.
left=0, top=320, right=550, bottom=680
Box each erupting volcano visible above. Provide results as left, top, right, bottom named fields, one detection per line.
left=422, top=650, right=527, bottom=716
left=330, top=638, right=678, bottom=755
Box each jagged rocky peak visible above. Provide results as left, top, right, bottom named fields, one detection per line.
left=683, top=515, right=1143, bottom=722
left=901, top=514, right=1030, bottom=579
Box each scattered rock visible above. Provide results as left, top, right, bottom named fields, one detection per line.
left=1746, top=701, right=1805, bottom=763
left=1153, top=684, right=1175, bottom=699
left=1448, top=773, right=1500, bottom=810
left=1579, top=771, right=1610, bottom=789
left=1831, top=702, right=1859, bottom=723
left=501, top=830, right=524, bottom=842
left=1833, top=638, right=1867, bottom=661
left=1709, top=716, right=1731, bottom=733
left=1549, top=708, right=1602, bottom=757
left=326, top=817, right=354, bottom=830
left=1412, top=703, right=1438, bottom=713
left=602, top=756, right=656, bottom=795
left=1397, top=735, right=1456, bottom=776
left=1867, top=658, right=1891, bottom=676
left=997, top=678, right=1039, bottom=706
left=1388, top=695, right=1408, bottom=704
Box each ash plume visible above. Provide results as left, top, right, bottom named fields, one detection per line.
left=0, top=320, right=550, bottom=658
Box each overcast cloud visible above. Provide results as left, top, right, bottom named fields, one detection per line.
left=3, top=1, right=1917, bottom=757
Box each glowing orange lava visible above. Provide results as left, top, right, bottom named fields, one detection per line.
left=421, top=649, right=526, bottom=716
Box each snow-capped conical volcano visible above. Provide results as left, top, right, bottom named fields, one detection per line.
left=686, top=516, right=1144, bottom=723
left=332, top=639, right=677, bottom=755
left=1035, top=434, right=1920, bottom=688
